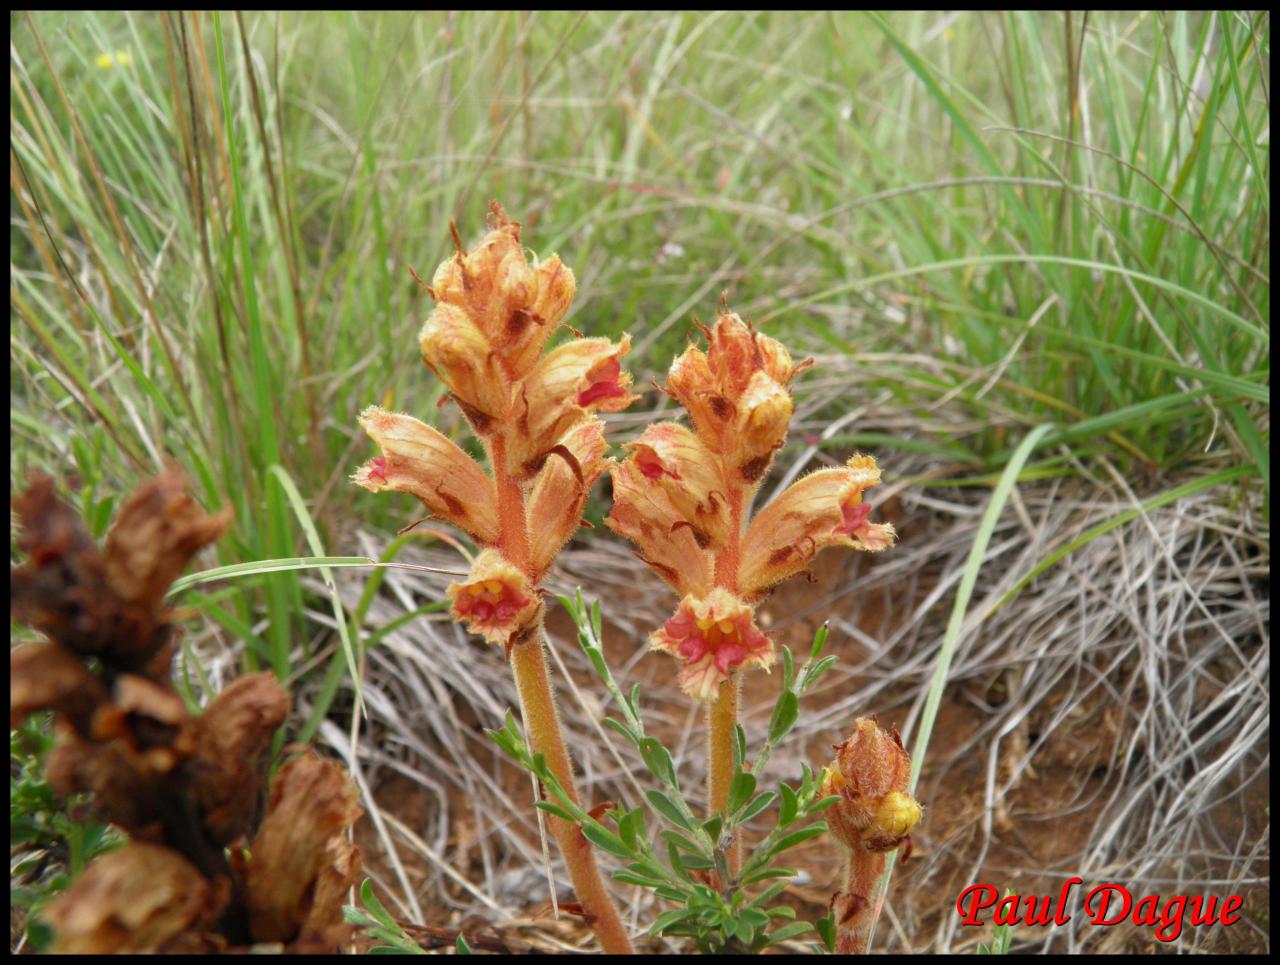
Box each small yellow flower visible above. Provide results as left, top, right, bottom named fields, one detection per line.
left=95, top=50, right=131, bottom=70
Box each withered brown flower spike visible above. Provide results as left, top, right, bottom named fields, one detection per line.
left=11, top=469, right=363, bottom=953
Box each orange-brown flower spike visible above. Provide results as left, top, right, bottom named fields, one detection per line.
left=353, top=204, right=634, bottom=954
left=609, top=299, right=895, bottom=882
left=821, top=718, right=923, bottom=954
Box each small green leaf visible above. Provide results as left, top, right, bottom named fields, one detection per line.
left=740, top=790, right=777, bottom=824
left=733, top=723, right=747, bottom=770
left=618, top=807, right=645, bottom=849
left=661, top=828, right=708, bottom=855
left=805, top=654, right=838, bottom=688
left=740, top=865, right=797, bottom=885
left=533, top=800, right=579, bottom=823
left=455, top=934, right=473, bottom=954
left=646, top=789, right=693, bottom=830
left=778, top=782, right=799, bottom=826
left=808, top=794, right=841, bottom=815
left=702, top=815, right=723, bottom=841
left=603, top=715, right=639, bottom=746
left=651, top=908, right=694, bottom=936
left=768, top=691, right=799, bottom=744
left=815, top=913, right=836, bottom=952
left=728, top=771, right=757, bottom=815
left=675, top=852, right=715, bottom=871
left=773, top=824, right=827, bottom=853
left=766, top=921, right=815, bottom=944
left=781, top=645, right=795, bottom=690
left=810, top=622, right=830, bottom=660
left=360, top=879, right=396, bottom=929
left=640, top=737, right=676, bottom=785
left=582, top=824, right=632, bottom=858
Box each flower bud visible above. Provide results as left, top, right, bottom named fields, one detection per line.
left=738, top=454, right=894, bottom=599
left=527, top=418, right=608, bottom=577
left=418, top=305, right=511, bottom=433
left=430, top=205, right=536, bottom=346
left=821, top=717, right=922, bottom=852
left=353, top=406, right=499, bottom=544
left=649, top=588, right=774, bottom=702
left=623, top=422, right=730, bottom=549
left=664, top=312, right=804, bottom=483
left=503, top=255, right=577, bottom=376
left=447, top=549, right=541, bottom=646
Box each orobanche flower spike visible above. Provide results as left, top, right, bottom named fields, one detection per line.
left=607, top=302, right=896, bottom=869
left=353, top=203, right=634, bottom=954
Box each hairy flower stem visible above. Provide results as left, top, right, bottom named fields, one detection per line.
left=707, top=672, right=742, bottom=875
left=490, top=435, right=633, bottom=954
left=509, top=632, right=633, bottom=954
left=708, top=486, right=746, bottom=876
left=832, top=847, right=888, bottom=954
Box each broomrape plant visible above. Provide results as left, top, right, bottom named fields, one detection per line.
left=355, top=204, right=922, bottom=953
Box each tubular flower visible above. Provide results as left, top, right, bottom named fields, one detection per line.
left=623, top=423, right=730, bottom=550
left=650, top=589, right=773, bottom=702
left=352, top=406, right=499, bottom=544
left=527, top=418, right=608, bottom=575
left=738, top=453, right=895, bottom=599
left=505, top=335, right=637, bottom=479
left=418, top=304, right=512, bottom=433
left=447, top=550, right=541, bottom=647
left=606, top=452, right=714, bottom=597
